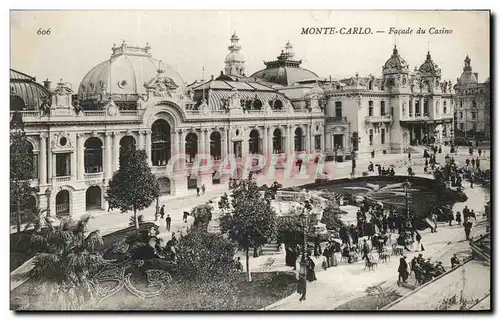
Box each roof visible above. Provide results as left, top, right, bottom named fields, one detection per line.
left=191, top=79, right=292, bottom=111
left=10, top=69, right=51, bottom=111
left=78, top=42, right=186, bottom=100
left=418, top=51, right=441, bottom=76
left=251, top=66, right=319, bottom=86
left=10, top=69, right=36, bottom=81
left=383, top=46, right=409, bottom=74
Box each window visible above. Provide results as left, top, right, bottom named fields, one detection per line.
left=390, top=107, right=394, bottom=117
left=472, top=112, right=476, bottom=120
left=369, top=129, right=373, bottom=146
left=460, top=123, right=465, bottom=131
left=335, top=101, right=342, bottom=118
left=435, top=101, right=439, bottom=114
left=56, top=153, right=71, bottom=177
left=472, top=100, right=477, bottom=109
left=333, top=134, right=344, bottom=149
left=380, top=101, right=386, bottom=115
left=423, top=100, right=429, bottom=116
left=415, top=101, right=420, bottom=115
left=443, top=101, right=447, bottom=114
left=381, top=129, right=386, bottom=144
left=460, top=112, right=463, bottom=119
left=314, top=135, right=321, bottom=150
left=368, top=101, right=374, bottom=117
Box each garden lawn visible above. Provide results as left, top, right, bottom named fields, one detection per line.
left=11, top=271, right=297, bottom=311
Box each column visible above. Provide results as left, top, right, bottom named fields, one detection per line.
left=77, top=133, right=85, bottom=180
left=420, top=97, right=424, bottom=116
left=39, top=134, right=47, bottom=185
left=320, top=127, right=325, bottom=151
left=267, top=126, right=273, bottom=154
left=286, top=125, right=292, bottom=155
left=242, top=126, right=248, bottom=159
left=105, top=132, right=112, bottom=179
left=51, top=153, right=56, bottom=180
left=113, top=132, right=120, bottom=171
left=70, top=150, right=76, bottom=180
left=145, top=130, right=152, bottom=166
left=262, top=126, right=268, bottom=157
left=138, top=131, right=145, bottom=150
left=303, top=124, right=309, bottom=152
left=411, top=98, right=415, bottom=116
left=179, top=129, right=186, bottom=170
left=221, top=128, right=227, bottom=159
left=205, top=129, right=211, bottom=157
left=228, top=127, right=234, bottom=155
left=47, top=138, right=52, bottom=183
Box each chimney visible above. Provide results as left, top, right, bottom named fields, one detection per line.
left=43, top=79, right=51, bottom=91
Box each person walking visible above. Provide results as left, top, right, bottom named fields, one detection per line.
left=456, top=211, right=462, bottom=225
left=361, top=239, right=370, bottom=262
left=160, top=205, right=165, bottom=219
left=416, top=232, right=424, bottom=252
left=165, top=214, right=171, bottom=232
left=464, top=220, right=473, bottom=240
left=196, top=186, right=200, bottom=197
left=478, top=149, right=482, bottom=157
left=201, top=184, right=206, bottom=195
left=397, top=256, right=409, bottom=286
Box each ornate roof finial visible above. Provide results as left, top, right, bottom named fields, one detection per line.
left=157, top=60, right=164, bottom=74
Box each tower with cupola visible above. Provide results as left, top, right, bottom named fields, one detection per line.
left=224, top=32, right=246, bottom=76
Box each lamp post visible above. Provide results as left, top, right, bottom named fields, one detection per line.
left=403, top=180, right=412, bottom=234
left=44, top=187, right=52, bottom=217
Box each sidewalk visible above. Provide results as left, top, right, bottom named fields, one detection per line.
left=262, top=185, right=489, bottom=310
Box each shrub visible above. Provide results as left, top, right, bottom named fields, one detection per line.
left=191, top=204, right=213, bottom=230
left=176, top=228, right=236, bottom=282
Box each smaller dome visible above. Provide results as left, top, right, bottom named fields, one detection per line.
left=418, top=51, right=441, bottom=77
left=225, top=51, right=245, bottom=63
left=458, top=72, right=478, bottom=85
left=383, top=46, right=409, bottom=74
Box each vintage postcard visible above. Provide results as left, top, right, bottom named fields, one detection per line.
left=9, top=10, right=490, bottom=311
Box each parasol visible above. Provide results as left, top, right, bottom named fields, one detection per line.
left=332, top=238, right=342, bottom=244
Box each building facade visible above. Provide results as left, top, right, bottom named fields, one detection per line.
left=10, top=36, right=324, bottom=220
left=453, top=55, right=490, bottom=141
left=322, top=46, right=455, bottom=159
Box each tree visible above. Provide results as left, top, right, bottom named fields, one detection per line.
left=219, top=177, right=277, bottom=282
left=26, top=215, right=106, bottom=310
left=191, top=203, right=213, bottom=230
left=105, top=149, right=160, bottom=233
left=321, top=200, right=344, bottom=231
left=176, top=228, right=235, bottom=281
left=10, top=110, right=38, bottom=233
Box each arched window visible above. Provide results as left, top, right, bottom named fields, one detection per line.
left=249, top=129, right=260, bottom=154
left=270, top=100, right=283, bottom=110
left=10, top=95, right=26, bottom=111
left=273, top=129, right=283, bottom=154
left=210, top=131, right=222, bottom=160
left=185, top=132, right=198, bottom=163
left=86, top=186, right=102, bottom=210
left=84, top=137, right=103, bottom=173
left=294, top=127, right=303, bottom=151
left=151, top=119, right=171, bottom=166
left=120, top=136, right=136, bottom=157
left=252, top=99, right=262, bottom=110
left=55, top=190, right=70, bottom=217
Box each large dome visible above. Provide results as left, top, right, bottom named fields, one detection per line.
left=382, top=46, right=409, bottom=74
left=78, top=41, right=186, bottom=101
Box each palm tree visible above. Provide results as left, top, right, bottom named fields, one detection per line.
left=24, top=215, right=107, bottom=310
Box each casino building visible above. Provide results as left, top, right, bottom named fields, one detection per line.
left=10, top=34, right=325, bottom=220
left=321, top=46, right=455, bottom=160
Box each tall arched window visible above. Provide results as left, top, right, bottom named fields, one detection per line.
left=294, top=127, right=303, bottom=151
left=151, top=119, right=171, bottom=166
left=210, top=131, right=222, bottom=160
left=84, top=137, right=103, bottom=173
left=249, top=129, right=260, bottom=154
left=273, top=129, right=283, bottom=154
left=185, top=132, right=198, bottom=163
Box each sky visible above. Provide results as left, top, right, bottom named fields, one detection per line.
left=10, top=10, right=490, bottom=89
